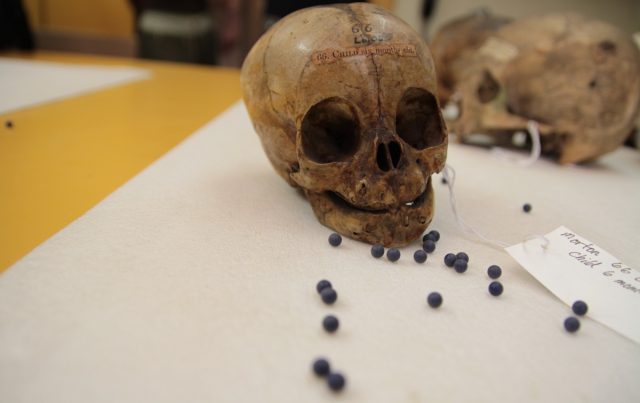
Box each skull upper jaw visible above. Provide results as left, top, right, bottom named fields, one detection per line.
left=305, top=178, right=434, bottom=247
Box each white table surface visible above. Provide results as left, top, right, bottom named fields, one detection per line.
left=1, top=102, right=639, bottom=403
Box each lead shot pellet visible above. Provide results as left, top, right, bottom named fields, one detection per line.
left=454, top=259, right=468, bottom=273
left=564, top=316, right=580, bottom=333
left=456, top=252, right=469, bottom=262
left=328, top=233, right=342, bottom=246
left=429, top=230, right=440, bottom=242
left=572, top=300, right=588, bottom=316
left=414, top=250, right=427, bottom=263
left=523, top=203, right=532, bottom=213
left=316, top=279, right=332, bottom=294
left=427, top=292, right=443, bottom=308
left=322, top=315, right=339, bottom=333
left=487, top=265, right=502, bottom=279
left=320, top=287, right=337, bottom=305
left=327, top=373, right=346, bottom=391
left=444, top=253, right=456, bottom=267
left=312, top=358, right=330, bottom=376
left=422, top=240, right=436, bottom=253
left=371, top=244, right=384, bottom=258
left=387, top=248, right=400, bottom=262
left=488, top=281, right=503, bottom=296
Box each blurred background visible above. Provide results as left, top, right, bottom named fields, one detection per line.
left=2, top=0, right=639, bottom=67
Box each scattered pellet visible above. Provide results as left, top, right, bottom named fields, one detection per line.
left=322, top=315, right=339, bottom=333
left=316, top=279, right=332, bottom=294
left=328, top=233, right=342, bottom=247
left=320, top=288, right=337, bottom=305
left=564, top=316, right=580, bottom=333
left=427, top=292, right=443, bottom=308
left=312, top=358, right=330, bottom=376
left=487, top=265, right=502, bottom=279
left=387, top=248, right=400, bottom=262
left=371, top=244, right=384, bottom=258
left=488, top=281, right=503, bottom=296
left=572, top=300, right=588, bottom=316
left=414, top=250, right=427, bottom=264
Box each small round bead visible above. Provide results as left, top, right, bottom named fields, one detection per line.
left=414, top=250, right=427, bottom=264
left=5, top=120, right=13, bottom=129
left=422, top=240, right=436, bottom=253
left=453, top=259, right=468, bottom=273
left=456, top=252, right=469, bottom=262
left=444, top=253, right=457, bottom=267
left=387, top=248, right=400, bottom=262
left=441, top=177, right=447, bottom=185
left=488, top=281, right=503, bottom=296
left=320, top=288, right=337, bottom=305
left=523, top=203, right=532, bottom=213
left=327, top=372, right=346, bottom=391
left=564, top=316, right=580, bottom=333
left=427, top=292, right=443, bottom=308
left=322, top=315, right=339, bottom=333
left=316, top=279, right=332, bottom=294
left=487, top=265, right=502, bottom=279
left=328, top=233, right=342, bottom=247
left=429, top=230, right=440, bottom=242
left=422, top=233, right=436, bottom=243
left=371, top=244, right=384, bottom=258
left=312, top=358, right=330, bottom=376
left=572, top=300, right=588, bottom=316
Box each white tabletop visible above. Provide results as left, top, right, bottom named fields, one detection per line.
left=1, top=102, right=638, bottom=403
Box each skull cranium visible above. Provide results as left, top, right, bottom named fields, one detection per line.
left=241, top=3, right=447, bottom=246
left=432, top=13, right=640, bottom=164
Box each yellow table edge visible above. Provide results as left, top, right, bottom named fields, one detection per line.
left=0, top=51, right=242, bottom=272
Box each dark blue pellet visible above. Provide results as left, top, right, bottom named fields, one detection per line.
left=414, top=250, right=427, bottom=264
left=572, top=300, right=588, bottom=316
left=444, top=253, right=457, bottom=267
left=422, top=240, right=436, bottom=253
left=488, top=281, right=503, bottom=296
left=454, top=259, right=468, bottom=273
left=441, top=177, right=447, bottom=185
left=427, top=292, right=442, bottom=308
left=312, top=358, right=330, bottom=376
left=316, top=279, right=332, bottom=294
left=487, top=265, right=502, bottom=279
left=320, top=288, right=337, bottom=305
left=429, top=230, right=440, bottom=242
left=322, top=315, right=339, bottom=333
left=328, top=233, right=342, bottom=247
left=422, top=233, right=436, bottom=243
left=456, top=252, right=469, bottom=262
left=327, top=373, right=346, bottom=391
left=387, top=248, right=400, bottom=262
left=371, top=244, right=384, bottom=258
left=564, top=316, right=580, bottom=333
left=523, top=203, right=532, bottom=213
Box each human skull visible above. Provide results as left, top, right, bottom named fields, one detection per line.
left=433, top=13, right=640, bottom=164
left=241, top=3, right=447, bottom=246
left=429, top=9, right=512, bottom=104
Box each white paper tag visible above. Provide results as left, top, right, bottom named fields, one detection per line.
left=506, top=226, right=640, bottom=344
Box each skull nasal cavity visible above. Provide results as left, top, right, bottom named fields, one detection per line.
left=301, top=98, right=360, bottom=163
left=376, top=141, right=402, bottom=172
left=396, top=88, right=445, bottom=150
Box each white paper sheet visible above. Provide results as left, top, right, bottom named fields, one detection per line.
left=506, top=226, right=640, bottom=344
left=0, top=58, right=150, bottom=114
left=0, top=102, right=639, bottom=403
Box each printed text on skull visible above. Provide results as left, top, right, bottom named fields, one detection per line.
left=311, top=44, right=417, bottom=65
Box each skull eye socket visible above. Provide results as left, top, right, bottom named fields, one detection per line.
left=477, top=70, right=500, bottom=103
left=395, top=88, right=445, bottom=150
left=300, top=98, right=360, bottom=163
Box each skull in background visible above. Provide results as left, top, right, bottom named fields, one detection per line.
left=429, top=9, right=512, bottom=104
left=433, top=13, right=640, bottom=164
left=241, top=3, right=447, bottom=246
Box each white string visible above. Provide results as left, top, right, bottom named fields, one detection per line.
left=441, top=163, right=549, bottom=251
left=442, top=164, right=510, bottom=249
left=490, top=120, right=542, bottom=166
